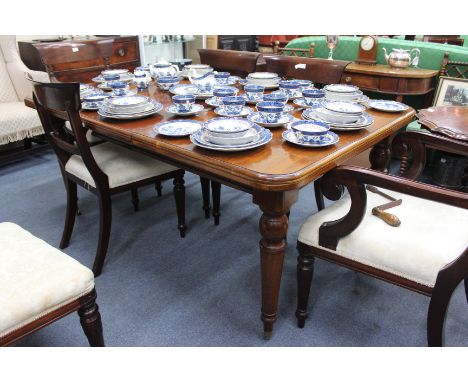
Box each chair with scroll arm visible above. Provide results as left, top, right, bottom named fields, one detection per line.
left=31, top=80, right=187, bottom=276
left=295, top=131, right=468, bottom=346
left=273, top=41, right=316, bottom=58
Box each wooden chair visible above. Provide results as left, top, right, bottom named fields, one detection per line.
left=273, top=41, right=315, bottom=58
left=439, top=52, right=468, bottom=79
left=198, top=48, right=262, bottom=78
left=295, top=131, right=468, bottom=346
left=423, top=35, right=465, bottom=46
left=0, top=222, right=104, bottom=346
left=31, top=81, right=186, bottom=276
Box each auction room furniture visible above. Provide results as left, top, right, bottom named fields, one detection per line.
left=423, top=35, right=465, bottom=46
left=198, top=48, right=262, bottom=77
left=31, top=81, right=186, bottom=277
left=217, top=35, right=258, bottom=52
left=0, top=222, right=104, bottom=347
left=18, top=36, right=140, bottom=83
left=0, top=35, right=49, bottom=161
left=439, top=53, right=468, bottom=78
left=25, top=80, right=415, bottom=338
left=295, top=158, right=468, bottom=346
left=273, top=41, right=315, bottom=57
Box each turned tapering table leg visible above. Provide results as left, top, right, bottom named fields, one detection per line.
left=370, top=135, right=395, bottom=173
left=254, top=190, right=298, bottom=339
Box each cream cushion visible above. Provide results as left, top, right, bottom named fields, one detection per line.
left=0, top=102, right=43, bottom=144
left=0, top=222, right=94, bottom=338
left=298, top=188, right=468, bottom=287
left=65, top=121, right=103, bottom=144
left=65, top=142, right=178, bottom=188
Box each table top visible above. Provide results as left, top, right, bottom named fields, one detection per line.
left=418, top=106, right=468, bottom=141
left=345, top=63, right=439, bottom=79
left=25, top=82, right=415, bottom=192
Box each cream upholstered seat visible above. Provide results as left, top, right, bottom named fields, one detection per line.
left=0, top=35, right=49, bottom=145
left=298, top=188, right=468, bottom=287
left=0, top=222, right=94, bottom=339
left=65, top=141, right=178, bottom=189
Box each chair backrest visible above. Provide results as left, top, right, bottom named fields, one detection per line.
left=31, top=81, right=107, bottom=188
left=198, top=48, right=261, bottom=77
left=34, top=38, right=114, bottom=82
left=273, top=41, right=315, bottom=58
left=0, top=36, right=21, bottom=102
left=423, top=35, right=465, bottom=46
left=263, top=55, right=351, bottom=86
left=439, top=52, right=468, bottom=78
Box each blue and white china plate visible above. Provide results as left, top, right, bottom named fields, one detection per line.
left=98, top=101, right=162, bottom=119
left=324, top=84, right=359, bottom=93
left=155, top=120, right=203, bottom=137
left=282, top=129, right=339, bottom=147
left=101, top=102, right=156, bottom=115
left=323, top=100, right=366, bottom=114
left=205, top=97, right=223, bottom=107
left=214, top=106, right=252, bottom=117
left=200, top=123, right=266, bottom=147
left=109, top=96, right=148, bottom=107
left=204, top=117, right=253, bottom=134
left=247, top=111, right=295, bottom=127
left=166, top=104, right=205, bottom=116
left=206, top=128, right=260, bottom=146
left=81, top=102, right=104, bottom=111
left=302, top=109, right=374, bottom=130
left=110, top=90, right=137, bottom=98
left=293, top=97, right=322, bottom=109
left=368, top=100, right=409, bottom=112
left=92, top=74, right=133, bottom=83
left=169, top=84, right=200, bottom=96
left=215, top=76, right=240, bottom=86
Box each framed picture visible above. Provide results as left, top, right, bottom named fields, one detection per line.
left=433, top=76, right=468, bottom=107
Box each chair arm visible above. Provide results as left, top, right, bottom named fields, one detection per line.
left=318, top=165, right=468, bottom=249
left=393, top=130, right=468, bottom=179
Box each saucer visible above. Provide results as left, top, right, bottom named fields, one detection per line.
left=166, top=104, right=205, bottom=116
left=247, top=112, right=295, bottom=127
left=214, top=106, right=253, bottom=117
left=368, top=100, right=409, bottom=112
left=293, top=97, right=323, bottom=109
left=205, top=97, right=223, bottom=107
left=282, top=129, right=339, bottom=147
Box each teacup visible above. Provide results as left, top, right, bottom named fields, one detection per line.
left=302, top=89, right=325, bottom=106
left=263, top=91, right=288, bottom=104
left=278, top=80, right=301, bottom=98
left=214, top=72, right=231, bottom=85
left=103, top=74, right=120, bottom=81
left=109, top=81, right=128, bottom=96
left=256, top=101, right=285, bottom=123
left=157, top=76, right=180, bottom=90
left=221, top=96, right=246, bottom=115
left=290, top=120, right=330, bottom=142
left=172, top=94, right=196, bottom=113
left=213, top=87, right=238, bottom=105
left=244, top=84, right=265, bottom=102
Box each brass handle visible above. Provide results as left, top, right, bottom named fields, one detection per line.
left=117, top=48, right=126, bottom=57
left=345, top=76, right=352, bottom=83
left=372, top=207, right=401, bottom=227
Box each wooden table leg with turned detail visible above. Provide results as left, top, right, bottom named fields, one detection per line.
left=253, top=189, right=299, bottom=339
left=369, top=135, right=395, bottom=173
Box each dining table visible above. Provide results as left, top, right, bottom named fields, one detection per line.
left=25, top=79, right=416, bottom=339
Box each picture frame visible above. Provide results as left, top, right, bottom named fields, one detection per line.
left=433, top=76, right=468, bottom=107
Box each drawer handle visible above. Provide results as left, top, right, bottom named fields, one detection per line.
left=345, top=76, right=352, bottom=83
left=117, top=48, right=126, bottom=57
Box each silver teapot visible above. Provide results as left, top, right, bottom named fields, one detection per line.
left=382, top=48, right=420, bottom=69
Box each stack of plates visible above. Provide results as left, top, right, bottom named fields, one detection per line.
left=190, top=118, right=272, bottom=152
left=324, top=84, right=368, bottom=103
left=303, top=100, right=373, bottom=131
left=92, top=69, right=134, bottom=83
left=80, top=84, right=96, bottom=99
left=98, top=96, right=162, bottom=120
left=242, top=72, right=279, bottom=89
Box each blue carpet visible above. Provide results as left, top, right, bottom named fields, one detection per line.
left=1, top=149, right=467, bottom=346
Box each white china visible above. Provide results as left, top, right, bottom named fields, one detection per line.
left=106, top=96, right=149, bottom=113
left=247, top=112, right=295, bottom=128
left=214, top=106, right=252, bottom=118
left=302, top=109, right=374, bottom=130
left=150, top=62, right=179, bottom=78
left=368, top=100, right=409, bottom=112
left=169, top=84, right=200, bottom=96
left=323, top=101, right=366, bottom=115
left=282, top=129, right=339, bottom=147
left=155, top=120, right=202, bottom=137
left=204, top=117, right=252, bottom=137
left=293, top=98, right=321, bottom=109
left=166, top=104, right=205, bottom=116
left=324, top=84, right=360, bottom=94
left=206, top=128, right=260, bottom=146
left=102, top=69, right=129, bottom=76
left=244, top=72, right=280, bottom=88
left=205, top=97, right=223, bottom=107
left=92, top=73, right=134, bottom=83
left=315, top=107, right=360, bottom=124
left=98, top=103, right=162, bottom=119
left=184, top=64, right=213, bottom=78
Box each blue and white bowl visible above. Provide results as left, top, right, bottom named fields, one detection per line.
left=290, top=120, right=330, bottom=142
left=214, top=71, right=231, bottom=85
left=157, top=76, right=180, bottom=90
left=256, top=101, right=285, bottom=124
left=263, top=91, right=288, bottom=104
left=278, top=80, right=301, bottom=98
left=244, top=84, right=265, bottom=102
left=213, top=87, right=238, bottom=104
left=204, top=117, right=253, bottom=138
left=323, top=100, right=366, bottom=115
left=302, top=89, right=325, bottom=106
left=172, top=94, right=196, bottom=113
left=221, top=96, right=246, bottom=116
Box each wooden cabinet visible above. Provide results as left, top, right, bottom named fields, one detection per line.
left=18, top=36, right=140, bottom=83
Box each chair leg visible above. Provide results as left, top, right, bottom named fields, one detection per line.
left=78, top=289, right=105, bottom=347
left=211, top=181, right=221, bottom=226
left=92, top=193, right=112, bottom=277
left=60, top=179, right=78, bottom=249
left=295, top=249, right=315, bottom=328
left=314, top=178, right=325, bottom=211
left=155, top=181, right=162, bottom=197
left=465, top=277, right=468, bottom=305
left=173, top=173, right=187, bottom=238
left=200, top=177, right=211, bottom=219
left=131, top=188, right=139, bottom=212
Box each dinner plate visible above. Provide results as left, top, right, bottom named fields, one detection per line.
left=324, top=84, right=359, bottom=93
left=247, top=112, right=295, bottom=127
left=293, top=98, right=323, bottom=109
left=302, top=109, right=374, bottom=129
left=368, top=100, right=409, bottom=112
left=206, top=128, right=260, bottom=146
left=215, top=76, right=240, bottom=86
left=214, top=106, right=253, bottom=117
left=155, top=120, right=203, bottom=137
left=282, top=129, right=339, bottom=147
left=98, top=102, right=162, bottom=119
left=169, top=84, right=200, bottom=96
left=198, top=123, right=266, bottom=147
left=165, top=104, right=205, bottom=116
left=92, top=74, right=134, bottom=83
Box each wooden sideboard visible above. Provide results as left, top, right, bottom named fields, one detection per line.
left=18, top=36, right=140, bottom=83
left=341, top=63, right=439, bottom=106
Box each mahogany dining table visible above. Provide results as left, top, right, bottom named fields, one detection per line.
left=25, top=81, right=415, bottom=338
